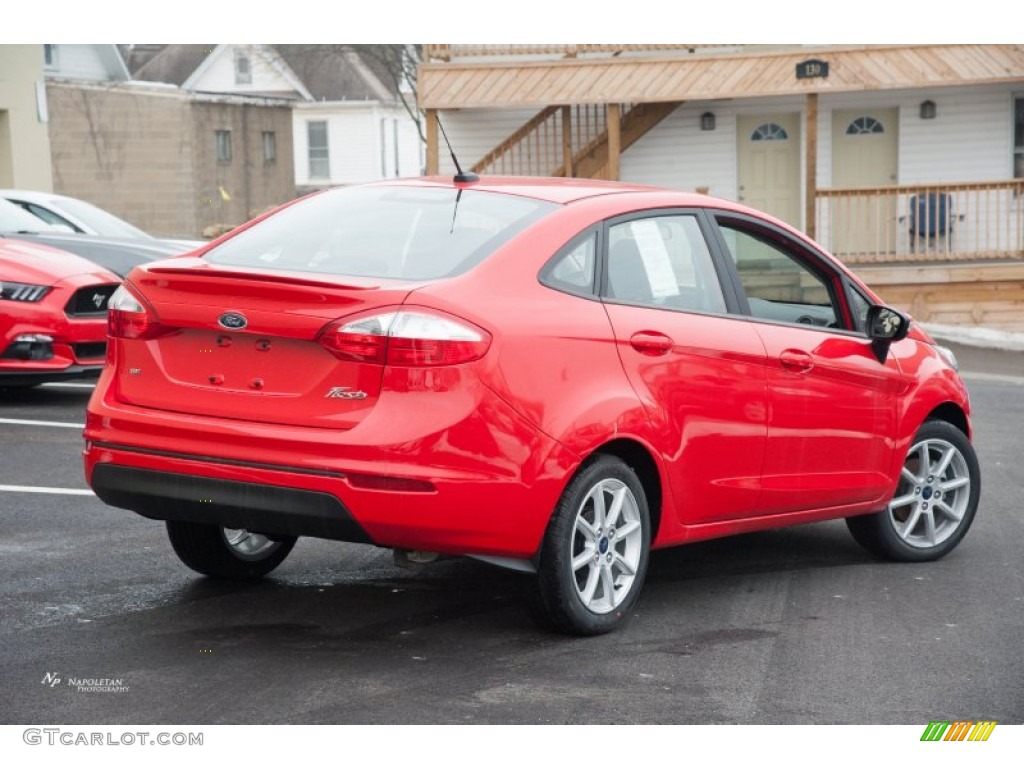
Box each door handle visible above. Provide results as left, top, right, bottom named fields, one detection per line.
left=629, top=331, right=674, bottom=356
left=780, top=349, right=814, bottom=373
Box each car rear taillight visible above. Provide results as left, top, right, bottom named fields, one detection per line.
left=107, top=284, right=171, bottom=340
left=318, top=309, right=491, bottom=366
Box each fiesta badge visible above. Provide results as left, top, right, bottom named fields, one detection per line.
left=218, top=312, right=248, bottom=330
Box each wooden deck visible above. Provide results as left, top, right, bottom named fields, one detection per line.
left=855, top=261, right=1024, bottom=332
left=419, top=45, right=1024, bottom=109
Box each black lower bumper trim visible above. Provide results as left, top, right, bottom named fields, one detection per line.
left=0, top=365, right=102, bottom=387
left=91, top=465, right=374, bottom=544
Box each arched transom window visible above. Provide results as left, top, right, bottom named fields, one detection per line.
left=750, top=123, right=789, bottom=141
left=845, top=116, right=885, bottom=135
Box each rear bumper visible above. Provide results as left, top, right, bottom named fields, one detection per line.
left=84, top=374, right=580, bottom=558
left=91, top=464, right=372, bottom=543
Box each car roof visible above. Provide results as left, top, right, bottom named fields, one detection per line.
left=384, top=176, right=719, bottom=206
left=0, top=189, right=66, bottom=204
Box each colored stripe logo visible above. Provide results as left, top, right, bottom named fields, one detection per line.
left=921, top=721, right=997, bottom=742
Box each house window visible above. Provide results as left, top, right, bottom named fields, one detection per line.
left=215, top=130, right=232, bottom=163
left=1014, top=97, right=1024, bottom=178
left=235, top=52, right=251, bottom=85
left=262, top=131, right=276, bottom=164
left=846, top=116, right=885, bottom=135
left=751, top=123, right=789, bottom=141
left=308, top=121, right=329, bottom=179
left=43, top=44, right=58, bottom=70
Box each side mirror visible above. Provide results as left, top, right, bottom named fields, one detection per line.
left=866, top=304, right=910, bottom=362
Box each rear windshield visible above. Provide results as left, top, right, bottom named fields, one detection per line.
left=204, top=186, right=558, bottom=280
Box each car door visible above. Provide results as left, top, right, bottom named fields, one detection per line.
left=711, top=213, right=903, bottom=514
left=599, top=210, right=769, bottom=528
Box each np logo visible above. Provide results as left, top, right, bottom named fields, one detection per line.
left=218, top=312, right=248, bottom=330
left=42, top=672, right=61, bottom=688
left=325, top=387, right=368, bottom=400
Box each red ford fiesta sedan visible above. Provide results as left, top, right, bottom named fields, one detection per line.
left=84, top=177, right=980, bottom=635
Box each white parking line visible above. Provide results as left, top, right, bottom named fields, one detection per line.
left=41, top=382, right=96, bottom=389
left=0, top=485, right=95, bottom=496
left=960, top=371, right=1024, bottom=386
left=0, top=418, right=84, bottom=429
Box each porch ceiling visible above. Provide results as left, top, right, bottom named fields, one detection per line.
left=418, top=45, right=1024, bottom=109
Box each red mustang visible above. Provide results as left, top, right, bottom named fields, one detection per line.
left=84, top=178, right=980, bottom=635
left=1, top=239, right=119, bottom=387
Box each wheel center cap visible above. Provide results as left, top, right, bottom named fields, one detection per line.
left=598, top=537, right=609, bottom=554
left=922, top=486, right=934, bottom=500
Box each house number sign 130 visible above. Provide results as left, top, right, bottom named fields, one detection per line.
left=796, top=59, right=829, bottom=79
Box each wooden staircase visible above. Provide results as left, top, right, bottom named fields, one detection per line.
left=470, top=101, right=682, bottom=180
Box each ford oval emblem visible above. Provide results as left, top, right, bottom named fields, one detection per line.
left=218, top=312, right=248, bottom=330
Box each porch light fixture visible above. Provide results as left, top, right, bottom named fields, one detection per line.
left=920, top=100, right=937, bottom=120
left=700, top=112, right=716, bottom=131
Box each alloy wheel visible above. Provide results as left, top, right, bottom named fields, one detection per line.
left=570, top=478, right=644, bottom=614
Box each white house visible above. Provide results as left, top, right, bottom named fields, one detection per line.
left=276, top=45, right=423, bottom=191
left=419, top=45, right=1024, bottom=330
left=132, top=44, right=423, bottom=193
left=43, top=44, right=131, bottom=83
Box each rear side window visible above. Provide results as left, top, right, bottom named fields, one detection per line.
left=205, top=186, right=557, bottom=280
left=605, top=214, right=726, bottom=314
left=540, top=231, right=597, bottom=295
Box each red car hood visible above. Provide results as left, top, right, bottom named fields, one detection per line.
left=0, top=238, right=120, bottom=284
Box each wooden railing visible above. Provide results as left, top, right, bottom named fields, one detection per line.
left=471, top=104, right=613, bottom=177
left=424, top=44, right=728, bottom=61
left=470, top=101, right=682, bottom=179
left=816, top=180, right=1024, bottom=264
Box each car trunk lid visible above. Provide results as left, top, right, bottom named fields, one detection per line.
left=114, top=260, right=418, bottom=429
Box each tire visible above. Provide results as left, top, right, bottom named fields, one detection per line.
left=846, top=420, right=980, bottom=562
left=166, top=521, right=296, bottom=580
left=530, top=455, right=651, bottom=636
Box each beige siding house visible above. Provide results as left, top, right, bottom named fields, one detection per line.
left=0, top=45, right=54, bottom=191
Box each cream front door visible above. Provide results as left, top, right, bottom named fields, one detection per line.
left=832, top=109, right=899, bottom=256
left=737, top=114, right=801, bottom=229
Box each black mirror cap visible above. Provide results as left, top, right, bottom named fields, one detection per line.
left=866, top=305, right=911, bottom=363
left=867, top=304, right=911, bottom=342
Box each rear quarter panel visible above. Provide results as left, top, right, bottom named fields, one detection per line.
left=413, top=199, right=684, bottom=540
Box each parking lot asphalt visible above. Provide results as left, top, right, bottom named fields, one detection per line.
left=0, top=353, right=1021, bottom=725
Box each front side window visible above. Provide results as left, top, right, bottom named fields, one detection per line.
left=605, top=214, right=726, bottom=314
left=718, top=220, right=841, bottom=329
left=849, top=286, right=873, bottom=332
left=215, top=130, right=232, bottom=163
left=204, top=186, right=556, bottom=281
left=308, top=121, right=329, bottom=179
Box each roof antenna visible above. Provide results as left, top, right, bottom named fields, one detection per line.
left=436, top=115, right=479, bottom=184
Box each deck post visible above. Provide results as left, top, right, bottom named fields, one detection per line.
left=562, top=106, right=573, bottom=177
left=607, top=103, right=621, bottom=181
left=426, top=109, right=439, bottom=175
left=805, top=93, right=818, bottom=238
